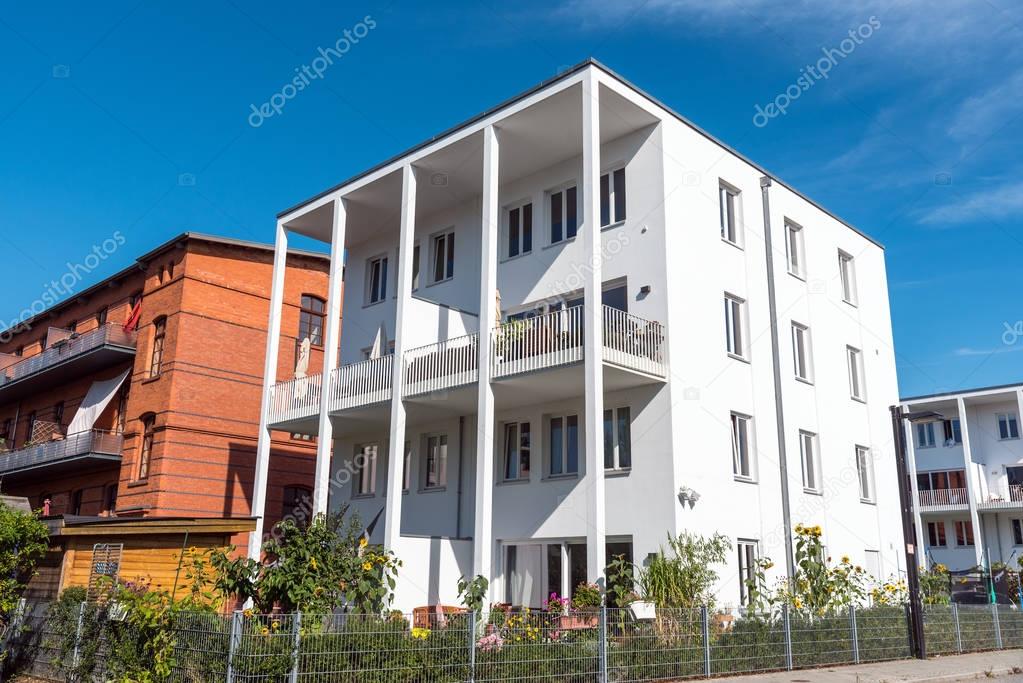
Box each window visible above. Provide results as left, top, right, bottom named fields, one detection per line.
left=724, top=294, right=747, bottom=359
left=503, top=422, right=531, bottom=480
left=70, top=489, right=83, bottom=515
left=97, top=307, right=108, bottom=326
left=1013, top=519, right=1023, bottom=546
left=103, top=484, right=118, bottom=514
left=954, top=521, right=974, bottom=547
left=1, top=418, right=11, bottom=445
left=603, top=406, right=632, bottom=470
left=149, top=317, right=166, bottom=378
left=549, top=185, right=578, bottom=244
left=943, top=419, right=962, bottom=446
left=14, top=346, right=23, bottom=357
left=791, top=322, right=812, bottom=382
left=367, top=256, right=388, bottom=304
left=403, top=441, right=412, bottom=492
left=138, top=415, right=154, bottom=480
left=927, top=521, right=946, bottom=547
left=997, top=413, right=1020, bottom=440
left=600, top=167, right=626, bottom=227
left=354, top=444, right=378, bottom=496
left=549, top=415, right=579, bottom=476
left=26, top=411, right=37, bottom=443
left=799, top=430, right=821, bottom=493
left=785, top=220, right=805, bottom=278
left=916, top=422, right=936, bottom=449
left=864, top=550, right=881, bottom=581
left=116, top=389, right=129, bottom=434
left=67, top=319, right=78, bottom=334
left=432, top=231, right=455, bottom=283
left=838, top=251, right=857, bottom=305
left=425, top=435, right=448, bottom=489
left=856, top=446, right=875, bottom=502
left=731, top=412, right=753, bottom=480
left=298, top=295, right=325, bottom=346
left=846, top=346, right=865, bottom=400
left=282, top=486, right=312, bottom=526
left=53, top=401, right=65, bottom=427
left=411, top=244, right=421, bottom=291
left=507, top=202, right=533, bottom=258
left=737, top=540, right=758, bottom=606
left=719, top=182, right=741, bottom=245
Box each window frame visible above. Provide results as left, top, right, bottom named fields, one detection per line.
left=736, top=539, right=759, bottom=606
left=366, top=254, right=389, bottom=305
left=856, top=445, right=875, bottom=503
left=942, top=418, right=963, bottom=446
left=838, top=251, right=858, bottom=306
left=926, top=521, right=947, bottom=547
left=1012, top=519, right=1023, bottom=546
left=504, top=199, right=534, bottom=260
left=603, top=406, right=632, bottom=471
left=149, top=317, right=167, bottom=379
left=719, top=181, right=743, bottom=247
left=402, top=440, right=412, bottom=492
left=353, top=443, right=378, bottom=497
left=600, top=166, right=627, bottom=228
left=298, top=294, right=326, bottom=347
left=430, top=230, right=456, bottom=284
left=799, top=430, right=822, bottom=494
left=547, top=182, right=579, bottom=246
left=137, top=414, right=155, bottom=480
left=997, top=413, right=1020, bottom=441
left=548, top=414, right=580, bottom=477
left=916, top=421, right=937, bottom=449
left=731, top=412, right=755, bottom=481
left=502, top=421, right=532, bottom=481
left=791, top=321, right=813, bottom=383
left=953, top=520, right=975, bottom=547
left=423, top=433, right=449, bottom=490
left=724, top=293, right=748, bottom=361
left=846, top=345, right=866, bottom=401
left=282, top=485, right=313, bottom=526
left=785, top=219, right=806, bottom=279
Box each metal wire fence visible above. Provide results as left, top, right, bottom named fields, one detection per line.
left=2, top=602, right=1021, bottom=682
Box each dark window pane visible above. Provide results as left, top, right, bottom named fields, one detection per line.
left=522, top=203, right=532, bottom=253
left=509, top=208, right=520, bottom=258
left=434, top=237, right=445, bottom=281
left=604, top=409, right=614, bottom=469
left=600, top=173, right=610, bottom=227
left=566, top=187, right=578, bottom=239
left=566, top=415, right=579, bottom=473
left=547, top=544, right=562, bottom=598
left=446, top=233, right=455, bottom=278
left=550, top=417, right=563, bottom=475
left=601, top=286, right=628, bottom=312
left=551, top=192, right=563, bottom=243
left=618, top=407, right=631, bottom=469
left=613, top=168, right=626, bottom=221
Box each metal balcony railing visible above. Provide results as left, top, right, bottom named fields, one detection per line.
left=602, top=306, right=667, bottom=376
left=327, top=355, right=394, bottom=412
left=267, top=373, right=323, bottom=426
left=1011, top=484, right=1023, bottom=502
left=0, top=324, right=137, bottom=386
left=918, top=487, right=968, bottom=507
left=491, top=306, right=584, bottom=378
left=0, top=429, right=122, bottom=475
left=404, top=334, right=479, bottom=397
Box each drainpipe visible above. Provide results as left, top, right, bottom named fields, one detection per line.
left=456, top=415, right=465, bottom=538
left=760, top=176, right=795, bottom=583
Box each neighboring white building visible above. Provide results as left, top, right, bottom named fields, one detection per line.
left=250, top=60, right=905, bottom=612
left=901, top=383, right=1023, bottom=572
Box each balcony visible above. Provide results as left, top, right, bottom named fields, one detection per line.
left=977, top=484, right=1023, bottom=511
left=0, top=429, right=123, bottom=483
left=266, top=306, right=666, bottom=430
left=917, top=487, right=969, bottom=511
left=0, top=324, right=137, bottom=401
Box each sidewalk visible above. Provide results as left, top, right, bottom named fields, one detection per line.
left=709, top=650, right=1023, bottom=682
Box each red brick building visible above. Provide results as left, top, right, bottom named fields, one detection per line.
left=0, top=233, right=330, bottom=554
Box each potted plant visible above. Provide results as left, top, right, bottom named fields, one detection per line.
left=559, top=582, right=600, bottom=629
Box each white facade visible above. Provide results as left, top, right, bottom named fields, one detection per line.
left=902, top=383, right=1023, bottom=572
left=252, top=61, right=905, bottom=612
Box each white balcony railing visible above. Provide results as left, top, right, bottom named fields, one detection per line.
left=602, top=306, right=667, bottom=376
left=492, top=306, right=584, bottom=378
left=0, top=323, right=137, bottom=387
left=267, top=373, right=323, bottom=426
left=0, top=429, right=122, bottom=475
left=918, top=488, right=969, bottom=508
left=327, top=355, right=394, bottom=411
left=403, top=334, right=479, bottom=397
left=1012, top=484, right=1023, bottom=502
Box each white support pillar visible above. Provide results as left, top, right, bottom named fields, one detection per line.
left=957, top=397, right=985, bottom=567
left=903, top=416, right=926, bottom=568
left=383, top=165, right=417, bottom=552
left=312, top=198, right=347, bottom=515
left=473, top=125, right=499, bottom=587
left=581, top=68, right=607, bottom=586
left=249, top=221, right=289, bottom=562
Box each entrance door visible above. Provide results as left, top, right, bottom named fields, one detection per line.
left=505, top=544, right=544, bottom=608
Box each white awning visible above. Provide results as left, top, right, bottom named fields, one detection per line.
left=67, top=368, right=131, bottom=435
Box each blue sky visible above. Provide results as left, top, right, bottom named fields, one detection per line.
left=1, top=0, right=1021, bottom=397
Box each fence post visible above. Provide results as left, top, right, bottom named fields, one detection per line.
left=992, top=603, right=1003, bottom=650
left=849, top=604, right=860, bottom=664
left=598, top=605, right=608, bottom=683
left=782, top=604, right=793, bottom=671
left=952, top=603, right=962, bottom=654
left=468, top=609, right=477, bottom=683
left=289, top=612, right=301, bottom=683
left=226, top=610, right=243, bottom=683
left=700, top=606, right=711, bottom=678
left=904, top=603, right=915, bottom=656
left=71, top=601, right=86, bottom=674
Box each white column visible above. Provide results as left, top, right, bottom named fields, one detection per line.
left=581, top=69, right=607, bottom=586
left=383, top=165, right=417, bottom=552
left=473, top=125, right=499, bottom=587
left=957, top=397, right=985, bottom=567
left=249, top=221, right=289, bottom=562
left=312, top=198, right=347, bottom=515
left=903, top=416, right=926, bottom=568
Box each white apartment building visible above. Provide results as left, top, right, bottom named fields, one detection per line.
left=901, top=383, right=1023, bottom=572
left=250, top=60, right=905, bottom=612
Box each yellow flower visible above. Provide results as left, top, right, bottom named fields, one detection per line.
left=359, top=537, right=368, bottom=548
left=243, top=609, right=253, bottom=618
left=793, top=597, right=803, bottom=609
left=841, top=555, right=850, bottom=564
left=309, top=557, right=318, bottom=570
left=411, top=627, right=430, bottom=640
left=271, top=620, right=281, bottom=630
left=363, top=561, right=373, bottom=571
left=260, top=627, right=269, bottom=636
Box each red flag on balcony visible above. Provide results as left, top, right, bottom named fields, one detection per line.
left=123, top=300, right=141, bottom=332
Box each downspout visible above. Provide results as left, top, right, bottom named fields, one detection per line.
left=760, top=176, right=795, bottom=583
left=456, top=415, right=465, bottom=538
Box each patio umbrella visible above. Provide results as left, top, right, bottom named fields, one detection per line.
left=370, top=321, right=388, bottom=359
left=294, top=337, right=311, bottom=400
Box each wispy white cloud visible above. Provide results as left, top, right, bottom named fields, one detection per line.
left=954, top=344, right=1023, bottom=357
left=919, top=181, right=1023, bottom=225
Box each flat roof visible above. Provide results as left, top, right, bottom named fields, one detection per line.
left=901, top=380, right=1023, bottom=403
left=279, top=58, right=884, bottom=250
